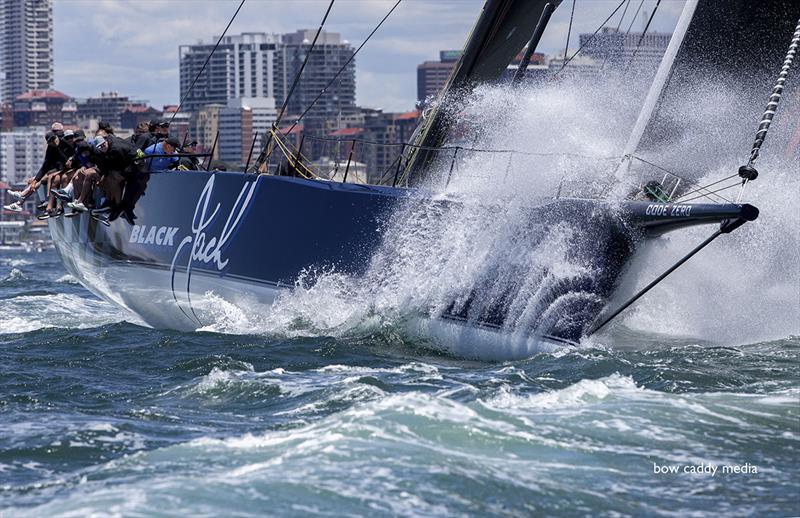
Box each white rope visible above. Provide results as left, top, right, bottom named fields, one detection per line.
left=738, top=17, right=800, bottom=202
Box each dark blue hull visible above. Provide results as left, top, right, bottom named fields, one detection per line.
left=47, top=170, right=756, bottom=358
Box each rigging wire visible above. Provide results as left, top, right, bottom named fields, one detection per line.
left=251, top=0, right=335, bottom=172
left=624, top=0, right=661, bottom=72
left=599, top=0, right=632, bottom=71
left=615, top=0, right=632, bottom=31
left=564, top=0, right=575, bottom=65
left=676, top=181, right=743, bottom=204
left=628, top=155, right=734, bottom=203
left=625, top=0, right=646, bottom=35
left=555, top=0, right=628, bottom=75
left=671, top=174, right=738, bottom=203
left=274, top=0, right=335, bottom=129
left=282, top=0, right=403, bottom=137
left=169, top=0, right=246, bottom=124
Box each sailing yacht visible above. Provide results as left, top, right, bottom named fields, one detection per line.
left=47, top=0, right=798, bottom=358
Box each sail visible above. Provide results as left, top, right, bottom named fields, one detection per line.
left=626, top=0, right=800, bottom=170
left=405, top=0, right=561, bottom=184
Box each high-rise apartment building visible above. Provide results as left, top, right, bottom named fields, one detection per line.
left=0, top=0, right=54, bottom=104
left=416, top=50, right=461, bottom=105
left=179, top=30, right=356, bottom=134
left=179, top=33, right=281, bottom=116
left=275, top=30, right=356, bottom=130
left=0, top=128, right=47, bottom=184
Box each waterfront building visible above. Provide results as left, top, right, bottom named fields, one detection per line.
left=547, top=53, right=602, bottom=79
left=417, top=50, right=461, bottom=105
left=179, top=33, right=281, bottom=116
left=0, top=0, right=53, bottom=104
left=579, top=27, right=671, bottom=70
left=162, top=105, right=191, bottom=141
left=77, top=92, right=148, bottom=130
left=120, top=104, right=161, bottom=130
left=0, top=127, right=47, bottom=185
left=218, top=97, right=276, bottom=166
left=275, top=30, right=356, bottom=131
left=0, top=102, right=11, bottom=130
left=503, top=50, right=549, bottom=83
left=191, top=103, right=224, bottom=160
left=361, top=109, right=419, bottom=183
left=13, top=90, right=77, bottom=127
left=323, top=109, right=420, bottom=184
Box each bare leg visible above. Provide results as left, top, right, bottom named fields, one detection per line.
left=72, top=168, right=86, bottom=198
left=99, top=171, right=124, bottom=206
left=46, top=173, right=59, bottom=211
left=76, top=168, right=98, bottom=204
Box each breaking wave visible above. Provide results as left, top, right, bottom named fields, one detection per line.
left=194, top=73, right=798, bottom=357
left=0, top=292, right=139, bottom=334
left=8, top=368, right=798, bottom=517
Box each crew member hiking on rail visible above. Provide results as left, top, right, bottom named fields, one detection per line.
left=4, top=128, right=69, bottom=213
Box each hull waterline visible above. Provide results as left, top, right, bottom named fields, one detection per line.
left=47, top=170, right=755, bottom=359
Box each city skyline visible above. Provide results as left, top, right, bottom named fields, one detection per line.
left=53, top=0, right=683, bottom=112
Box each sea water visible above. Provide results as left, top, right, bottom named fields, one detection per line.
left=2, top=77, right=799, bottom=515
left=0, top=250, right=798, bottom=516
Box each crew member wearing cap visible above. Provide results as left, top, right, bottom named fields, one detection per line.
left=43, top=129, right=81, bottom=217
left=134, top=119, right=162, bottom=150
left=177, top=140, right=201, bottom=170
left=4, top=130, right=69, bottom=213
left=92, top=134, right=143, bottom=222
left=51, top=122, right=64, bottom=138
left=143, top=137, right=181, bottom=172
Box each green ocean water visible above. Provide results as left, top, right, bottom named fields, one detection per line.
left=0, top=250, right=798, bottom=516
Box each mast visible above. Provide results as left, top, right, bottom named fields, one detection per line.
left=619, top=0, right=699, bottom=162
left=617, top=0, right=800, bottom=174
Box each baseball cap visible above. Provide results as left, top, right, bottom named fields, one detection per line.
left=94, top=136, right=107, bottom=149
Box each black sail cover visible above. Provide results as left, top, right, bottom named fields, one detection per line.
left=632, top=0, right=800, bottom=171
left=405, top=0, right=560, bottom=184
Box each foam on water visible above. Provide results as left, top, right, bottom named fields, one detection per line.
left=616, top=166, right=800, bottom=343
left=0, top=292, right=139, bottom=334
left=193, top=73, right=798, bottom=357
left=9, top=368, right=797, bottom=517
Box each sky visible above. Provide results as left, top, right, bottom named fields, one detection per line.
left=53, top=0, right=684, bottom=112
